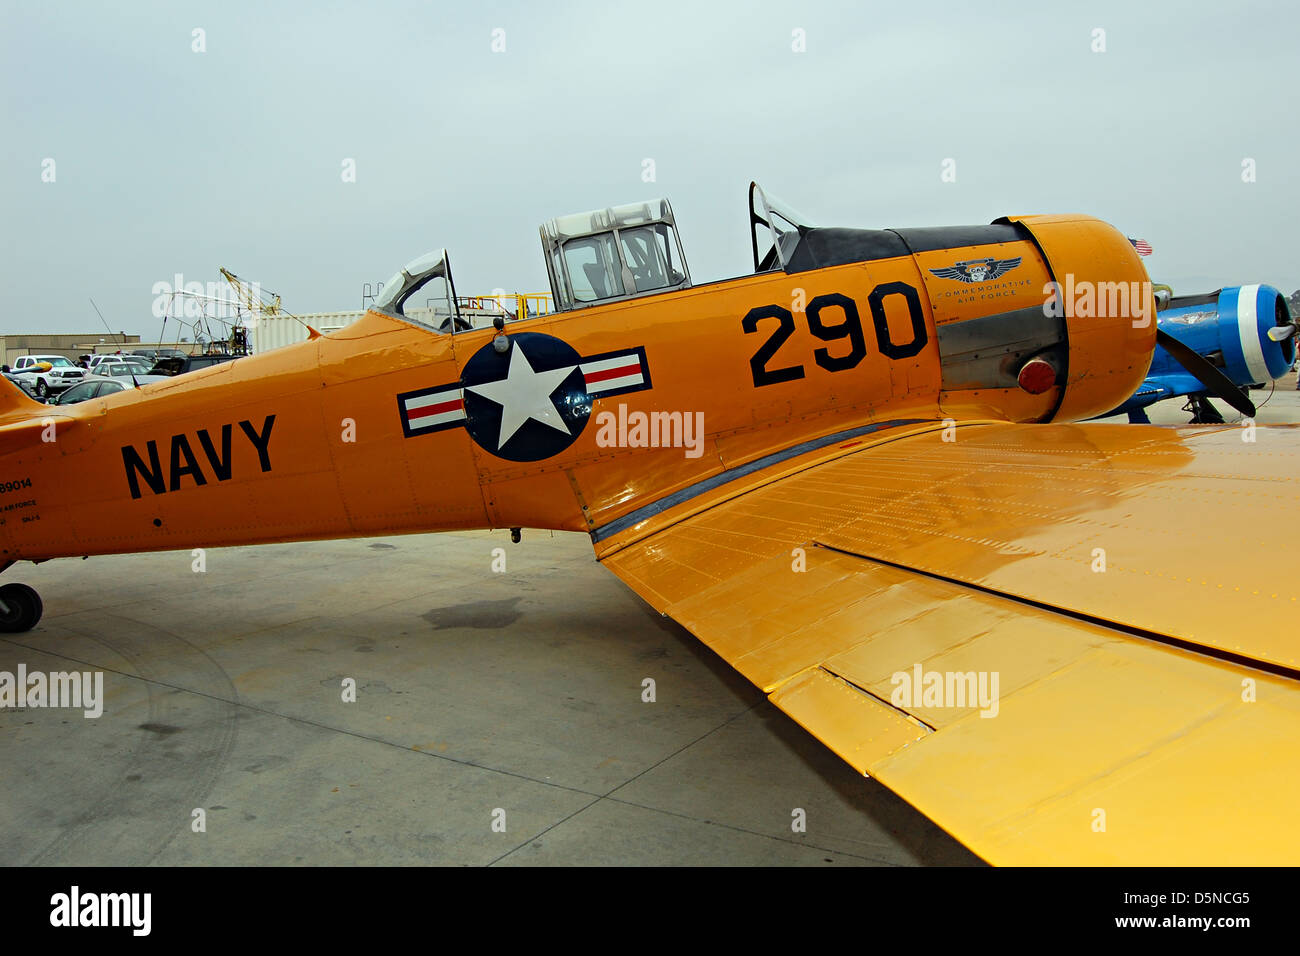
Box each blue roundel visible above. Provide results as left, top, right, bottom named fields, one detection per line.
left=461, top=332, right=592, bottom=462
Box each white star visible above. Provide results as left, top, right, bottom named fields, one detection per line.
left=466, top=343, right=577, bottom=449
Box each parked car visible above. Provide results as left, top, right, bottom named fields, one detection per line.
left=8, top=354, right=86, bottom=398
left=51, top=378, right=119, bottom=405
left=94, top=363, right=169, bottom=384
left=147, top=353, right=238, bottom=376
left=48, top=374, right=158, bottom=405
left=91, top=355, right=153, bottom=375
left=87, top=353, right=146, bottom=370
left=130, top=348, right=188, bottom=363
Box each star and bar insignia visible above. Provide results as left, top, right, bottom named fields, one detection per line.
left=397, top=332, right=652, bottom=463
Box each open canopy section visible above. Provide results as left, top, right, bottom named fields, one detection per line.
left=373, top=248, right=466, bottom=332
left=540, top=199, right=691, bottom=312
left=749, top=182, right=818, bottom=273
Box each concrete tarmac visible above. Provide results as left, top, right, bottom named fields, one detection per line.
left=0, top=534, right=980, bottom=866
left=3, top=377, right=1296, bottom=866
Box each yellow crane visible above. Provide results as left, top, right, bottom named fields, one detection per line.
left=219, top=267, right=319, bottom=353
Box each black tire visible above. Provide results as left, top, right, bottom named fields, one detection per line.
left=35, top=379, right=48, bottom=399
left=0, top=583, right=42, bottom=632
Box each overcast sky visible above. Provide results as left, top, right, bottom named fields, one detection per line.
left=2, top=0, right=1296, bottom=335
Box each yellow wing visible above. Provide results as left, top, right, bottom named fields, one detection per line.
left=596, top=420, right=1300, bottom=865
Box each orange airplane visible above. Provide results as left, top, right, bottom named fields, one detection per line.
left=3, top=183, right=1296, bottom=864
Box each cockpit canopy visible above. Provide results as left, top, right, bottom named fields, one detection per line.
left=373, top=248, right=470, bottom=332
left=540, top=199, right=691, bottom=312
left=748, top=182, right=817, bottom=273
left=372, top=184, right=834, bottom=334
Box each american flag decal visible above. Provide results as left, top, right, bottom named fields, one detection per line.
left=1130, top=237, right=1153, bottom=257
left=579, top=346, right=652, bottom=399
left=398, top=383, right=466, bottom=437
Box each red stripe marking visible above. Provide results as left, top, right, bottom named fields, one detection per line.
left=407, top=398, right=463, bottom=421
left=584, top=362, right=641, bottom=386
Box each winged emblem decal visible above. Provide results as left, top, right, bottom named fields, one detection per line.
left=929, top=257, right=1022, bottom=283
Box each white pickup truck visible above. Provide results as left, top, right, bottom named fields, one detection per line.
left=8, top=354, right=87, bottom=399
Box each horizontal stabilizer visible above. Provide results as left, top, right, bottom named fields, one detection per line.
left=0, top=379, right=79, bottom=458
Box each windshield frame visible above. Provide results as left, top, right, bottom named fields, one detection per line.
left=540, top=199, right=691, bottom=312
left=748, top=182, right=817, bottom=273
left=373, top=248, right=464, bottom=332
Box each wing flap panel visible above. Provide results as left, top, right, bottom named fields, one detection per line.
left=767, top=667, right=928, bottom=775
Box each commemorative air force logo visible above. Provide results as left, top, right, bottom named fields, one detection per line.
left=397, top=332, right=651, bottom=462
left=929, top=257, right=1022, bottom=283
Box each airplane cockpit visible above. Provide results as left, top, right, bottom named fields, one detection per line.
left=374, top=199, right=695, bottom=330
left=748, top=182, right=817, bottom=273
left=372, top=247, right=470, bottom=333
left=372, top=183, right=814, bottom=332
left=539, top=199, right=691, bottom=312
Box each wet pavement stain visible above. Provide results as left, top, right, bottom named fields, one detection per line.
left=138, top=723, right=182, bottom=736
left=423, top=597, right=522, bottom=630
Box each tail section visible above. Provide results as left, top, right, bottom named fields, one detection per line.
left=0, top=377, right=76, bottom=459
left=0, top=377, right=49, bottom=422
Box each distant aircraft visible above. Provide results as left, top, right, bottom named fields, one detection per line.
left=2, top=182, right=1297, bottom=864
left=1100, top=284, right=1296, bottom=422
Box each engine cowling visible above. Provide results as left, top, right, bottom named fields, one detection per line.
left=1155, top=285, right=1295, bottom=386
left=1010, top=214, right=1158, bottom=422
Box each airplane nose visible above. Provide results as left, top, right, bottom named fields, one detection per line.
left=1231, top=285, right=1294, bottom=381
left=1266, top=292, right=1297, bottom=366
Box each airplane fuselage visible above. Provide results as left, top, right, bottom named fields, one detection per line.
left=0, top=214, right=1152, bottom=564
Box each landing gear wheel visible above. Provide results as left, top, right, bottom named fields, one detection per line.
left=0, top=583, right=43, bottom=632
left=1188, top=395, right=1225, bottom=424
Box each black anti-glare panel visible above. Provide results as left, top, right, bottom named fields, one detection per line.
left=784, top=228, right=910, bottom=272
left=784, top=222, right=1030, bottom=273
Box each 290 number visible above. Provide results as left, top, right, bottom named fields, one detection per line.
left=742, top=283, right=928, bottom=387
